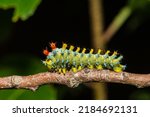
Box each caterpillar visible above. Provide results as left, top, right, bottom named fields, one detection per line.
left=42, top=42, right=126, bottom=74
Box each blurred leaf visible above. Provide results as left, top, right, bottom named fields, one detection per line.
left=0, top=0, right=41, bottom=22
left=0, top=85, right=57, bottom=100
left=128, top=0, right=150, bottom=11
left=0, top=54, right=47, bottom=76
left=126, top=0, right=150, bottom=32
left=0, top=67, right=18, bottom=76
left=130, top=90, right=150, bottom=100
left=0, top=10, right=13, bottom=43
left=0, top=54, right=57, bottom=99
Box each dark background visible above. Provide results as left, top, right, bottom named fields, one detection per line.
left=0, top=0, right=150, bottom=99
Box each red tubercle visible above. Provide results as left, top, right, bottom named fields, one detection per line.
left=49, top=42, right=57, bottom=50
left=43, top=48, right=50, bottom=56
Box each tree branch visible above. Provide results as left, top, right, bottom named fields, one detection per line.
left=0, top=69, right=150, bottom=91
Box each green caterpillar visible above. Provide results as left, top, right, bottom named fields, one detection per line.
left=42, top=42, right=126, bottom=74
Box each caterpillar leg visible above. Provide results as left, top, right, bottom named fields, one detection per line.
left=72, top=67, right=77, bottom=73
left=58, top=68, right=67, bottom=74
left=58, top=68, right=62, bottom=73
left=96, top=65, right=103, bottom=70
left=78, top=66, right=82, bottom=71
left=113, top=65, right=125, bottom=72
left=62, top=68, right=66, bottom=74
left=88, top=65, right=94, bottom=69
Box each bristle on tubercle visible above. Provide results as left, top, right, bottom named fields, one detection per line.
left=42, top=42, right=126, bottom=74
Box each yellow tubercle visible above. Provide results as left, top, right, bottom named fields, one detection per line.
left=89, top=49, right=94, bottom=54
left=97, top=49, right=102, bottom=54
left=46, top=59, right=52, bottom=65
left=112, top=51, right=118, bottom=56
left=62, top=43, right=67, bottom=50
left=69, top=45, right=74, bottom=51
left=82, top=48, right=86, bottom=53
left=76, top=47, right=80, bottom=52
left=105, top=50, right=110, bottom=54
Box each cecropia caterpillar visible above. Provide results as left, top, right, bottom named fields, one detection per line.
left=42, top=42, right=126, bottom=74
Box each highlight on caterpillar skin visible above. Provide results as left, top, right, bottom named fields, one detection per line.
left=42, top=42, right=126, bottom=74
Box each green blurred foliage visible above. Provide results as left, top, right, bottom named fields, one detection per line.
left=126, top=0, right=150, bottom=32
left=0, top=85, right=57, bottom=100
left=130, top=90, right=150, bottom=100
left=0, top=0, right=41, bottom=22
left=0, top=54, right=57, bottom=99
left=0, top=54, right=47, bottom=76
left=128, top=0, right=150, bottom=11
left=0, top=10, right=13, bottom=43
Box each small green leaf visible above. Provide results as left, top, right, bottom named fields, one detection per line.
left=0, top=0, right=41, bottom=22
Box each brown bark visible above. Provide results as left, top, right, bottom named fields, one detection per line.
left=0, top=69, right=150, bottom=91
